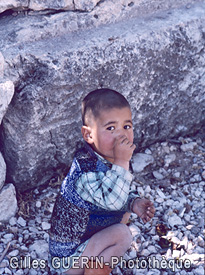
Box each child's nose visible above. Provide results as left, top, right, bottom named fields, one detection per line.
left=115, top=129, right=128, bottom=139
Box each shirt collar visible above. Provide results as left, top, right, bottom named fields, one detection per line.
left=83, top=141, right=112, bottom=165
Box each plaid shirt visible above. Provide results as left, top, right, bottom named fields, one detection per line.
left=76, top=152, right=137, bottom=211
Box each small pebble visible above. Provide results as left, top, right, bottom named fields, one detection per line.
left=9, top=217, right=17, bottom=226
left=17, top=217, right=27, bottom=227
left=36, top=201, right=41, bottom=208
left=3, top=233, right=14, bottom=240
left=41, top=221, right=51, bottom=230
left=9, top=249, right=19, bottom=257
left=4, top=268, right=12, bottom=275
left=153, top=171, right=164, bottom=180
left=180, top=142, right=197, bottom=152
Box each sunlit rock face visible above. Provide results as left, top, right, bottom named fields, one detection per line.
left=0, top=0, right=204, bottom=191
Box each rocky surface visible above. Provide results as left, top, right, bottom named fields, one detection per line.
left=0, top=153, right=6, bottom=191
left=0, top=0, right=202, bottom=18
left=0, top=79, right=14, bottom=125
left=0, top=78, right=15, bottom=220
left=0, top=1, right=204, bottom=191
left=0, top=184, right=18, bottom=222
left=0, top=135, right=204, bottom=274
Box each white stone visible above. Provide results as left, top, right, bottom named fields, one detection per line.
left=152, top=235, right=159, bottom=242
left=36, top=200, right=41, bottom=208
left=36, top=216, right=41, bottom=224
left=184, top=214, right=190, bottom=222
left=15, top=270, right=24, bottom=275
left=148, top=245, right=157, bottom=254
left=132, top=153, right=154, bottom=173
left=29, top=270, right=38, bottom=275
left=173, top=172, right=181, bottom=178
left=166, top=199, right=174, bottom=206
left=0, top=153, right=6, bottom=191
left=129, top=224, right=141, bottom=236
left=179, top=207, right=186, bottom=218
left=180, top=142, right=197, bottom=152
left=41, top=221, right=51, bottom=230
left=168, top=214, right=182, bottom=227
left=29, top=226, right=40, bottom=233
left=172, top=249, right=181, bottom=258
left=4, top=268, right=12, bottom=275
left=44, top=232, right=49, bottom=241
left=9, top=216, right=17, bottom=226
left=0, top=52, right=4, bottom=78
left=144, top=185, right=151, bottom=193
left=156, top=197, right=164, bottom=203
left=170, top=145, right=177, bottom=151
left=9, top=249, right=19, bottom=257
left=18, top=236, right=23, bottom=243
left=186, top=224, right=194, bottom=230
left=180, top=236, right=189, bottom=250
left=4, top=233, right=14, bottom=240
left=194, top=189, right=201, bottom=197
left=197, top=236, right=205, bottom=248
left=165, top=154, right=176, bottom=166
left=29, top=240, right=49, bottom=259
left=0, top=80, right=14, bottom=124
left=190, top=174, right=202, bottom=183
left=153, top=171, right=164, bottom=180
left=147, top=271, right=160, bottom=275
left=17, top=216, right=27, bottom=227
left=145, top=148, right=152, bottom=155
left=129, top=249, right=137, bottom=258
left=162, top=145, right=170, bottom=154
left=137, top=186, right=144, bottom=197
left=20, top=245, right=29, bottom=252
left=194, top=265, right=205, bottom=275
left=156, top=189, right=166, bottom=199
left=140, top=249, right=150, bottom=257
left=0, top=184, right=18, bottom=222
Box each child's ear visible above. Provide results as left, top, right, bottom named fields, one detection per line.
left=81, top=126, right=93, bottom=144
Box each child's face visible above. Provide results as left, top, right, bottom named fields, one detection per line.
left=83, top=107, right=134, bottom=163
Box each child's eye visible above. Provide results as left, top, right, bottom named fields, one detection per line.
left=107, top=126, right=115, bottom=131
left=124, top=125, right=132, bottom=130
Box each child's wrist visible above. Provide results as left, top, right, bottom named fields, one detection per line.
left=113, top=159, right=130, bottom=170
left=130, top=197, right=141, bottom=212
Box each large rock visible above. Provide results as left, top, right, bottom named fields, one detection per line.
left=0, top=52, right=4, bottom=78
left=0, top=0, right=200, bottom=15
left=0, top=79, right=15, bottom=124
left=0, top=152, right=6, bottom=191
left=0, top=183, right=18, bottom=222
left=0, top=0, right=74, bottom=14
left=0, top=0, right=28, bottom=14
left=29, top=0, right=74, bottom=11
left=0, top=1, right=204, bottom=191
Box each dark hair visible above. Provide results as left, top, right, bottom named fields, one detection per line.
left=82, top=88, right=130, bottom=125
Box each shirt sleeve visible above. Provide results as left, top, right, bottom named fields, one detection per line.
left=75, top=164, right=134, bottom=211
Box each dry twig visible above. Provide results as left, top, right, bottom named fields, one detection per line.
left=0, top=242, right=11, bottom=264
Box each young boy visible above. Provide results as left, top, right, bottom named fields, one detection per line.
left=49, top=89, right=155, bottom=275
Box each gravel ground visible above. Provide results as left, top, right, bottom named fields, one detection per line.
left=0, top=135, right=204, bottom=275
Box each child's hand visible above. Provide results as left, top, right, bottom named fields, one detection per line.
left=113, top=135, right=136, bottom=169
left=132, top=198, right=155, bottom=223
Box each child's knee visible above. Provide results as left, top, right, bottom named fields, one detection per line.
left=116, top=223, right=132, bottom=247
